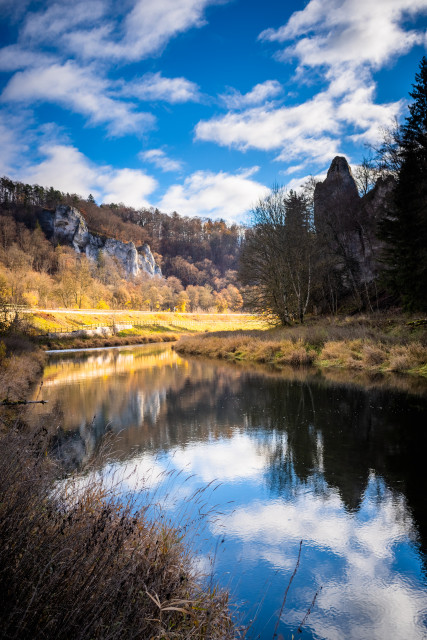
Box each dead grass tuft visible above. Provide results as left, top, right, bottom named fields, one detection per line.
left=0, top=428, right=240, bottom=640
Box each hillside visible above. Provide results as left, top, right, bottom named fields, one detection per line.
left=0, top=177, right=244, bottom=313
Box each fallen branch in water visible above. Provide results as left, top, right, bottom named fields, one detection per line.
left=273, top=539, right=303, bottom=639
left=0, top=399, right=48, bottom=406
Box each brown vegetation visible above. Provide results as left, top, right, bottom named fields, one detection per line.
left=175, top=314, right=427, bottom=377
left=0, top=428, right=239, bottom=639
left=0, top=334, right=46, bottom=406
left=0, top=179, right=245, bottom=314
left=40, top=333, right=178, bottom=351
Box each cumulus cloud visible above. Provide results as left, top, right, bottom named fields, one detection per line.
left=158, top=167, right=269, bottom=221
left=124, top=72, right=201, bottom=103
left=140, top=149, right=184, bottom=172
left=21, top=144, right=157, bottom=207
left=196, top=0, right=417, bottom=170
left=259, top=0, right=427, bottom=70
left=172, top=433, right=267, bottom=483
left=211, top=480, right=426, bottom=640
left=65, top=0, right=228, bottom=62
left=101, top=168, right=158, bottom=206
left=220, top=80, right=282, bottom=109
left=1, top=61, right=154, bottom=136
left=195, top=93, right=343, bottom=165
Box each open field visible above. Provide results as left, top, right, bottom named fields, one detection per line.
left=24, top=309, right=265, bottom=336
left=175, top=314, right=427, bottom=379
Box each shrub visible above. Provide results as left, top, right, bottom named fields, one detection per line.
left=0, top=429, right=239, bottom=640
left=362, top=344, right=386, bottom=367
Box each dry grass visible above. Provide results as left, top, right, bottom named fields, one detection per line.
left=39, top=333, right=178, bottom=351
left=175, top=315, right=427, bottom=377
left=0, top=334, right=46, bottom=405
left=0, top=428, right=240, bottom=640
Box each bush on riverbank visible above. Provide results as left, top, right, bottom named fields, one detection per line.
left=0, top=427, right=240, bottom=640
left=175, top=314, right=427, bottom=377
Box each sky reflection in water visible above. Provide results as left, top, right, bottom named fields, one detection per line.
left=40, top=344, right=427, bottom=640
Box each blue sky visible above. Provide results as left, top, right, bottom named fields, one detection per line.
left=1, top=0, right=427, bottom=222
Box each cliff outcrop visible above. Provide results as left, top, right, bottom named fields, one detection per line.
left=313, top=156, right=395, bottom=301
left=40, top=205, right=161, bottom=278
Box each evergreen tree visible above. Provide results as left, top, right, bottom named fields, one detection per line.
left=380, top=56, right=427, bottom=310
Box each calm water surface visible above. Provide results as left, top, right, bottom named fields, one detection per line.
left=39, top=344, right=427, bottom=640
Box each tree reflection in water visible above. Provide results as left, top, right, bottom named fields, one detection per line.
left=38, top=344, right=427, bottom=640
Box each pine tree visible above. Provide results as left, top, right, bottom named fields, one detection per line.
left=380, top=56, right=427, bottom=310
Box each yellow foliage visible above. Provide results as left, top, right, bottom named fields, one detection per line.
left=96, top=299, right=110, bottom=310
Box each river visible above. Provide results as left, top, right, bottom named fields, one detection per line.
left=37, top=343, right=427, bottom=639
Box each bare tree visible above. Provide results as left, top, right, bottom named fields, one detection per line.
left=239, top=187, right=315, bottom=325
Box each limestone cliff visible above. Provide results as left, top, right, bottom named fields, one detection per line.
left=313, top=156, right=394, bottom=295
left=41, top=205, right=161, bottom=278
left=314, top=156, right=360, bottom=232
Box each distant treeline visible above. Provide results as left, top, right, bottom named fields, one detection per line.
left=0, top=177, right=242, bottom=287
left=0, top=178, right=246, bottom=313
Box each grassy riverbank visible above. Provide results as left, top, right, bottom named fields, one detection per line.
left=0, top=428, right=238, bottom=640
left=175, top=314, right=427, bottom=378
left=39, top=332, right=179, bottom=351
left=0, top=333, right=46, bottom=408
left=0, top=334, right=240, bottom=638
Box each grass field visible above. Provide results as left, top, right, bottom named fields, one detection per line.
left=26, top=310, right=266, bottom=335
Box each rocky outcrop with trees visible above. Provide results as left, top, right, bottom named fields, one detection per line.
left=40, top=205, right=161, bottom=278
left=239, top=56, right=427, bottom=324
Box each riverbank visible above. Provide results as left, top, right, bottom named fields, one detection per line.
left=175, top=314, right=427, bottom=378
left=0, top=333, right=46, bottom=408
left=0, top=335, right=240, bottom=638
left=38, top=332, right=178, bottom=351
left=0, top=427, right=238, bottom=640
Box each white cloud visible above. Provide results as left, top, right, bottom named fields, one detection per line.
left=65, top=0, right=227, bottom=62
left=0, top=45, right=54, bottom=72
left=21, top=0, right=106, bottom=43
left=140, top=149, right=184, bottom=172
left=125, top=72, right=201, bottom=103
left=337, top=85, right=405, bottom=143
left=284, top=172, right=326, bottom=192
left=220, top=80, right=282, bottom=109
left=101, top=168, right=158, bottom=206
left=192, top=0, right=423, bottom=176
left=0, top=110, right=32, bottom=175
left=3, top=0, right=225, bottom=65
left=20, top=144, right=157, bottom=207
left=195, top=94, right=342, bottom=165
left=1, top=61, right=154, bottom=136
left=259, top=0, right=427, bottom=70
left=158, top=167, right=269, bottom=221
left=196, top=0, right=413, bottom=170
left=22, top=144, right=98, bottom=195
left=211, top=481, right=426, bottom=640
left=172, top=433, right=268, bottom=483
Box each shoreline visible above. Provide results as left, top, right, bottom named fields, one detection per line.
left=37, top=332, right=178, bottom=351
left=174, top=318, right=427, bottom=381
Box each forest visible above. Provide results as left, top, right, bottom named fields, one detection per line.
left=0, top=56, right=426, bottom=321
left=0, top=180, right=244, bottom=313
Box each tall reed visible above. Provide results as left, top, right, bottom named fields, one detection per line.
left=0, top=427, right=240, bottom=639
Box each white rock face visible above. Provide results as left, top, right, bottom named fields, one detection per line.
left=49, top=205, right=161, bottom=278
